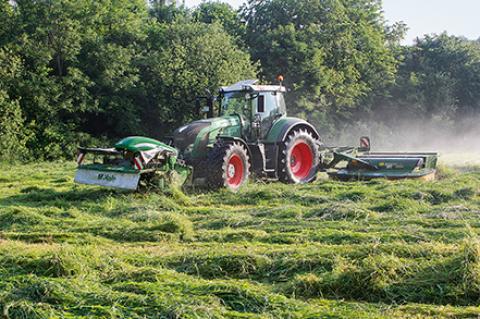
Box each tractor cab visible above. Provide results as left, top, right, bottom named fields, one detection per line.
left=219, top=80, right=287, bottom=140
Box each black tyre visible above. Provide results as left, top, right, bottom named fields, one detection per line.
left=278, top=129, right=320, bottom=184
left=207, top=141, right=250, bottom=191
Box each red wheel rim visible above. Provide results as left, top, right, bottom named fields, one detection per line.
left=290, top=142, right=313, bottom=180
left=226, top=154, right=244, bottom=187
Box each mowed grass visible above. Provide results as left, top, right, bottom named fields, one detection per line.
left=0, top=162, right=479, bottom=318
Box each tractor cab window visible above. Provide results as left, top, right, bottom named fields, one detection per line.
left=221, top=92, right=248, bottom=117
left=253, top=91, right=286, bottom=121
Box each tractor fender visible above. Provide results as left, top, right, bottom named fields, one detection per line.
left=266, top=118, right=320, bottom=144
left=216, top=135, right=253, bottom=159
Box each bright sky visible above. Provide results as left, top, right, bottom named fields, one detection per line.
left=183, top=0, right=480, bottom=44
left=382, top=0, right=479, bottom=44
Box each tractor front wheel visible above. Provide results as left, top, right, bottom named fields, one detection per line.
left=279, top=130, right=320, bottom=184
left=207, top=141, right=250, bottom=191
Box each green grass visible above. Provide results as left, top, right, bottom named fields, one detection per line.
left=0, top=162, right=479, bottom=318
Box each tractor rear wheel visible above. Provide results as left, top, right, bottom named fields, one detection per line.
left=207, top=141, right=250, bottom=191
left=279, top=129, right=320, bottom=184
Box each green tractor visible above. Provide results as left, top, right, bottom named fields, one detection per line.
left=75, top=79, right=438, bottom=191
left=170, top=79, right=321, bottom=190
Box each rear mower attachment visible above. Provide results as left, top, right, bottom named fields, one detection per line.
left=322, top=138, right=438, bottom=181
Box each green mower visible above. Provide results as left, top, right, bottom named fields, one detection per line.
left=75, top=80, right=438, bottom=191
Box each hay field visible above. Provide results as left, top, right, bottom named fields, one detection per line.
left=0, top=162, right=479, bottom=318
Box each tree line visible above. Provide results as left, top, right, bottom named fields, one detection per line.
left=0, top=0, right=479, bottom=160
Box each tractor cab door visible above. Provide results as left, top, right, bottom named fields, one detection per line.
left=251, top=91, right=286, bottom=141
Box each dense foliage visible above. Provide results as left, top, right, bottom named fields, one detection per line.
left=241, top=0, right=398, bottom=132
left=372, top=34, right=480, bottom=126
left=0, top=0, right=478, bottom=160
left=0, top=0, right=255, bottom=160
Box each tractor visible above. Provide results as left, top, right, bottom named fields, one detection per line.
left=170, top=79, right=320, bottom=191
left=74, top=79, right=438, bottom=191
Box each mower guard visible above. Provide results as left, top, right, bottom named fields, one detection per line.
left=75, top=168, right=141, bottom=190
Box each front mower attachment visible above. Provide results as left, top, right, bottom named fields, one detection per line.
left=74, top=137, right=192, bottom=191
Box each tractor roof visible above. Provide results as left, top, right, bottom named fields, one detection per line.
left=221, top=79, right=286, bottom=93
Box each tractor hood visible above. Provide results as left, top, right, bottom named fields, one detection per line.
left=173, top=120, right=212, bottom=151
left=172, top=116, right=242, bottom=155
left=115, top=136, right=177, bottom=154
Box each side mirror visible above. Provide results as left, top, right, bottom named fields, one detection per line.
left=206, top=97, right=214, bottom=117
left=196, top=96, right=215, bottom=118
left=359, top=136, right=371, bottom=152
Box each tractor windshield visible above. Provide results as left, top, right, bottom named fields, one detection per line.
left=221, top=92, right=248, bottom=117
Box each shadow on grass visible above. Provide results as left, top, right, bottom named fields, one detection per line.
left=0, top=187, right=123, bottom=208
